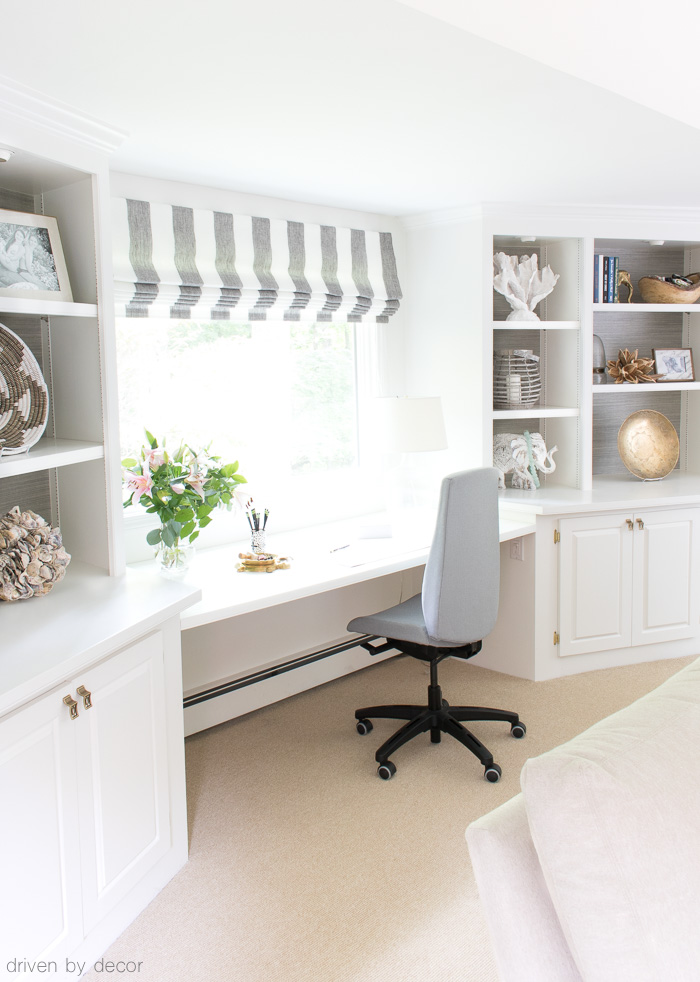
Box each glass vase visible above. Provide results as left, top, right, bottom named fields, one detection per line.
left=156, top=539, right=194, bottom=575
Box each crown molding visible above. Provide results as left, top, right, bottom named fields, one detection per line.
left=0, top=74, right=126, bottom=156
left=401, top=200, right=700, bottom=232
left=400, top=203, right=483, bottom=229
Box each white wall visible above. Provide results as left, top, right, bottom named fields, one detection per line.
left=401, top=210, right=486, bottom=474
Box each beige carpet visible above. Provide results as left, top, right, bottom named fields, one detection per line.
left=84, top=652, right=695, bottom=982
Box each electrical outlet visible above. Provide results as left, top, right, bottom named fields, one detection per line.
left=510, top=536, right=524, bottom=561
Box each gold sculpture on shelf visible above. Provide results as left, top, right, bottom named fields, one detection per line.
left=618, top=269, right=634, bottom=303
left=618, top=410, right=679, bottom=481
left=237, top=551, right=290, bottom=573
left=607, top=348, right=662, bottom=384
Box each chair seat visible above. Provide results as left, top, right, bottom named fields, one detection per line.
left=347, top=594, right=466, bottom=648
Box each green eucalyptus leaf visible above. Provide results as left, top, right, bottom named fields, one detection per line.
left=146, top=528, right=163, bottom=546
left=199, top=515, right=212, bottom=528
left=189, top=529, right=200, bottom=543
left=181, top=521, right=196, bottom=538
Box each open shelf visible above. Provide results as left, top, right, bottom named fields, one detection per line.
left=0, top=438, right=104, bottom=478
left=493, top=407, right=579, bottom=420
left=0, top=298, right=98, bottom=319
left=593, top=303, right=700, bottom=314
left=493, top=320, right=579, bottom=331
left=593, top=382, right=700, bottom=394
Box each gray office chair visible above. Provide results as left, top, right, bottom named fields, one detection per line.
left=347, top=468, right=525, bottom=781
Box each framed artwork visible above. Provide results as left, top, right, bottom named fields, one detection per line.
left=0, top=209, right=73, bottom=302
left=653, top=348, right=695, bottom=382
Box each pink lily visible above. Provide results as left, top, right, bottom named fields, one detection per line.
left=124, top=469, right=153, bottom=505
left=143, top=446, right=166, bottom=469
left=185, top=470, right=209, bottom=500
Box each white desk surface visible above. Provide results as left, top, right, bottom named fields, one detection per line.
left=129, top=513, right=536, bottom=631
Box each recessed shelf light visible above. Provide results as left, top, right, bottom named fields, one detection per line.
left=0, top=148, right=14, bottom=163
left=520, top=236, right=537, bottom=242
left=648, top=240, right=665, bottom=246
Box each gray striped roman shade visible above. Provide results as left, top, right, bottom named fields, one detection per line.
left=112, top=198, right=402, bottom=323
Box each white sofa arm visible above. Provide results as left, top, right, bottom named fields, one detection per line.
left=466, top=793, right=582, bottom=982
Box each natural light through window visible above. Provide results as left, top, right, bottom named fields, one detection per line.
left=116, top=317, right=379, bottom=548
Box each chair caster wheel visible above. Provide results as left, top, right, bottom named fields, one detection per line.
left=484, top=763, right=502, bottom=783
left=377, top=761, right=396, bottom=780
left=511, top=722, right=526, bottom=739
left=356, top=718, right=373, bottom=735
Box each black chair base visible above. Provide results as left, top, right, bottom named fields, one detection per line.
left=355, top=649, right=525, bottom=781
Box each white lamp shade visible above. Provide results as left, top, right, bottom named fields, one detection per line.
left=379, top=397, right=448, bottom=453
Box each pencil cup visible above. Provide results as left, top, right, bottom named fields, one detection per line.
left=251, top=530, right=267, bottom=553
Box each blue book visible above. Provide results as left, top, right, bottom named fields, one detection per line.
left=594, top=256, right=600, bottom=302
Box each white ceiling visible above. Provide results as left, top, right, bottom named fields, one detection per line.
left=2, top=0, right=699, bottom=216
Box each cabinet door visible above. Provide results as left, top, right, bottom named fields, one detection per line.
left=559, top=514, right=634, bottom=656
left=0, top=691, right=83, bottom=965
left=76, top=632, right=171, bottom=933
left=632, top=508, right=699, bottom=646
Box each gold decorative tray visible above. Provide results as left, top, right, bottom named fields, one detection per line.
left=618, top=410, right=679, bottom=480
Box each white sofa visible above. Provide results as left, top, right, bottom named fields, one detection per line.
left=466, top=657, right=700, bottom=982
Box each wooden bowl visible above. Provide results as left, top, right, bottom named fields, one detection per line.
left=638, top=273, right=700, bottom=304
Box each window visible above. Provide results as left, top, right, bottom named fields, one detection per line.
left=116, top=317, right=382, bottom=554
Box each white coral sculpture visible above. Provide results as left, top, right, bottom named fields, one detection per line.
left=493, top=253, right=560, bottom=322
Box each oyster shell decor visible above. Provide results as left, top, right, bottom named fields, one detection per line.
left=0, top=506, right=71, bottom=601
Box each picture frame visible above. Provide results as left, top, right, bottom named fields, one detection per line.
left=0, top=208, right=73, bottom=302
left=653, top=348, right=695, bottom=382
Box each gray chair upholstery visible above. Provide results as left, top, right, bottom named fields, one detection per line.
left=347, top=468, right=525, bottom=781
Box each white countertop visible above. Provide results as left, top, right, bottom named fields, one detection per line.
left=499, top=472, right=700, bottom=516
left=0, top=562, right=200, bottom=716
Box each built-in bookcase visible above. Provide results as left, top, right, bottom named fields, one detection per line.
left=0, top=105, right=124, bottom=573
left=491, top=235, right=583, bottom=490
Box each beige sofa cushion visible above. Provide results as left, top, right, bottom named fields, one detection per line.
left=521, top=657, right=700, bottom=982
left=466, top=794, right=582, bottom=982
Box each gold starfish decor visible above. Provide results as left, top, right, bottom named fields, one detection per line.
left=607, top=348, right=662, bottom=384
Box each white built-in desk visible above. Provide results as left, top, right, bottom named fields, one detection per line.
left=127, top=511, right=536, bottom=734
left=157, top=513, right=536, bottom=630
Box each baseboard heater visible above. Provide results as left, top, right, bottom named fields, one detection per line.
left=183, top=634, right=387, bottom=709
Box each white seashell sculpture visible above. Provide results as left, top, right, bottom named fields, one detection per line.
left=493, top=253, right=559, bottom=321
left=0, top=506, right=71, bottom=601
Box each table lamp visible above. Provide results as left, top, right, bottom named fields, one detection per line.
left=372, top=396, right=448, bottom=535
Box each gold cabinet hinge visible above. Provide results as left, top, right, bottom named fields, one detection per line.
left=553, top=529, right=560, bottom=544
left=553, top=631, right=560, bottom=645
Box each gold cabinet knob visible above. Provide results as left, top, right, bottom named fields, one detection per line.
left=637, top=518, right=645, bottom=530
left=76, top=685, right=93, bottom=709
left=626, top=518, right=634, bottom=530
left=63, top=694, right=79, bottom=720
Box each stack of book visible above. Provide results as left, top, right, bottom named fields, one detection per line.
left=594, top=255, right=619, bottom=303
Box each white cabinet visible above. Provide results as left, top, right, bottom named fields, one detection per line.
left=0, top=632, right=172, bottom=968
left=0, top=680, right=83, bottom=964
left=558, top=507, right=700, bottom=657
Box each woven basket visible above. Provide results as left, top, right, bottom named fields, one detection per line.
left=638, top=273, right=700, bottom=305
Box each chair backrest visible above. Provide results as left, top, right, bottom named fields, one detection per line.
left=421, top=468, right=500, bottom=644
